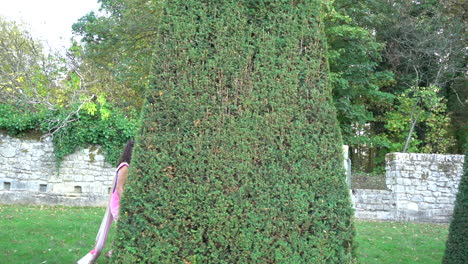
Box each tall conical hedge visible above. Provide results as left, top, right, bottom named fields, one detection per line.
left=443, top=149, right=467, bottom=263
left=113, top=1, right=355, bottom=263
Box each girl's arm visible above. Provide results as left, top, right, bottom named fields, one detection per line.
left=116, top=165, right=129, bottom=197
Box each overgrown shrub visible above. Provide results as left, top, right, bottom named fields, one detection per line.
left=0, top=103, right=137, bottom=165
left=114, top=1, right=355, bottom=263
left=0, top=104, right=47, bottom=134
left=44, top=105, right=138, bottom=165
left=443, top=147, right=468, bottom=263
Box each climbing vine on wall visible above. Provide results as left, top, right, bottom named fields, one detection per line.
left=0, top=102, right=138, bottom=165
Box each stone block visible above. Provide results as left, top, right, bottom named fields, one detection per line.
left=403, top=179, right=412, bottom=185
left=405, top=185, right=416, bottom=192
left=416, top=185, right=426, bottom=191
left=428, top=184, right=438, bottom=192
left=436, top=197, right=451, bottom=204
left=12, top=181, right=29, bottom=191
left=372, top=205, right=382, bottom=211
left=431, top=209, right=454, bottom=218
left=439, top=177, right=449, bottom=182
left=95, top=176, right=107, bottom=182
left=386, top=179, right=395, bottom=187
left=419, top=203, right=435, bottom=210
left=406, top=202, right=419, bottom=211
left=424, top=197, right=436, bottom=203
left=394, top=185, right=406, bottom=192
left=440, top=188, right=452, bottom=194
left=411, top=179, right=421, bottom=185
left=396, top=193, right=407, bottom=200
left=410, top=195, right=424, bottom=202
left=354, top=203, right=363, bottom=209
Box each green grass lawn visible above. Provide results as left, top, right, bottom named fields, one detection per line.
left=0, top=205, right=113, bottom=264
left=355, top=220, right=448, bottom=264
left=0, top=205, right=449, bottom=264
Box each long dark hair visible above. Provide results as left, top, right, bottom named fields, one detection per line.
left=117, top=140, right=135, bottom=166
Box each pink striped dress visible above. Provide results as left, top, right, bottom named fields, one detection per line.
left=77, top=162, right=129, bottom=264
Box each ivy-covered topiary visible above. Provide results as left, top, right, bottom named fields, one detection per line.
left=443, top=147, right=468, bottom=264
left=114, top=1, right=355, bottom=263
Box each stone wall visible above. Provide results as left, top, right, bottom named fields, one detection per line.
left=0, top=133, right=114, bottom=206
left=352, top=189, right=394, bottom=221
left=353, top=152, right=464, bottom=223
left=1, top=134, right=465, bottom=223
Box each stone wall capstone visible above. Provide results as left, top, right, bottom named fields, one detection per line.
left=0, top=133, right=115, bottom=206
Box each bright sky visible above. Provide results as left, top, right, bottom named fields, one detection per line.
left=0, top=0, right=101, bottom=51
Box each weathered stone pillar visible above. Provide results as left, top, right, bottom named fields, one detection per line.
left=385, top=152, right=464, bottom=222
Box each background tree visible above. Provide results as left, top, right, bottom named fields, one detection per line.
left=114, top=0, right=355, bottom=263
left=0, top=16, right=104, bottom=134
left=439, top=0, right=468, bottom=155
left=71, top=0, right=158, bottom=111
left=324, top=0, right=395, bottom=172
left=329, top=0, right=466, bottom=171
left=380, top=85, right=455, bottom=153
left=366, top=0, right=463, bottom=154
left=72, top=0, right=466, bottom=174
left=0, top=16, right=137, bottom=164
left=0, top=16, right=64, bottom=110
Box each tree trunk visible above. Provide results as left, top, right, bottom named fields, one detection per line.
left=403, top=100, right=421, bottom=153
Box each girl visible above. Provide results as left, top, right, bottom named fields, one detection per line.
left=77, top=140, right=134, bottom=264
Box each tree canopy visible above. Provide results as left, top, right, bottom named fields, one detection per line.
left=71, top=1, right=466, bottom=171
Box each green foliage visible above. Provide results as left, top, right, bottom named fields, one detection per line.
left=0, top=23, right=138, bottom=164
left=323, top=0, right=398, bottom=173
left=0, top=102, right=137, bottom=165
left=326, top=0, right=466, bottom=172
left=114, top=1, right=355, bottom=263
left=72, top=0, right=157, bottom=112
left=45, top=105, right=137, bottom=165
left=324, top=0, right=395, bottom=147
left=0, top=16, right=67, bottom=109
left=380, top=86, right=455, bottom=153
left=446, top=75, right=468, bottom=154
left=359, top=0, right=464, bottom=90
left=0, top=104, right=47, bottom=135
left=443, top=148, right=468, bottom=263
left=364, top=0, right=465, bottom=154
